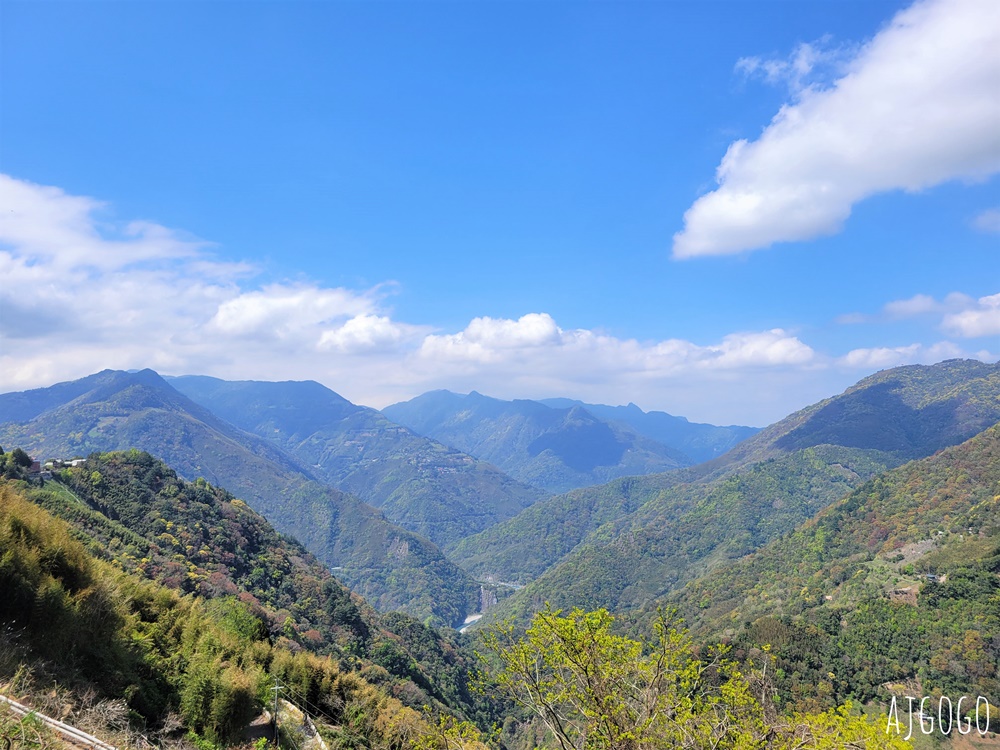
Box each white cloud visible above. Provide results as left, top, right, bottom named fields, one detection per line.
left=735, top=36, right=853, bottom=98
left=942, top=292, right=1000, bottom=337
left=420, top=313, right=563, bottom=363
left=208, top=285, right=377, bottom=339
left=840, top=341, right=966, bottom=369
left=973, top=207, right=1000, bottom=234
left=0, top=174, right=398, bottom=391
left=318, top=314, right=423, bottom=354
left=0, top=173, right=994, bottom=426
left=418, top=317, right=815, bottom=373
left=880, top=293, right=976, bottom=319
left=871, top=291, right=999, bottom=337
left=711, top=329, right=816, bottom=368
left=674, top=0, right=1000, bottom=258
left=838, top=291, right=980, bottom=324
left=840, top=344, right=922, bottom=369
left=0, top=174, right=205, bottom=272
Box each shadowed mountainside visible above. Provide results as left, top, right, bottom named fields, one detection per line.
left=170, top=376, right=547, bottom=550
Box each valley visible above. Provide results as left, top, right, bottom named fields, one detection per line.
left=1, top=359, right=998, bottom=747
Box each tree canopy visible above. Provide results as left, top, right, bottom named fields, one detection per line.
left=480, top=606, right=910, bottom=750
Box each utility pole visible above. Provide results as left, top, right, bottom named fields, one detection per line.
left=271, top=678, right=281, bottom=746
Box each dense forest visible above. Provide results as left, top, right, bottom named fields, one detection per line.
left=1, top=445, right=992, bottom=749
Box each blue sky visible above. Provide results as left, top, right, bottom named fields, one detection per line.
left=1, top=0, right=998, bottom=425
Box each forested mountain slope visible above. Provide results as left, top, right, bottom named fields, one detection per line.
left=170, top=376, right=546, bottom=548
left=698, top=358, right=1000, bottom=478
left=449, top=471, right=694, bottom=583
left=665, top=423, right=1000, bottom=711
left=474, top=359, right=1000, bottom=624
left=0, top=370, right=479, bottom=625
left=9, top=450, right=490, bottom=722
left=674, top=421, right=1000, bottom=636
left=382, top=390, right=690, bottom=493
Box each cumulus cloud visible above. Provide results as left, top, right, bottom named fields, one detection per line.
left=209, top=285, right=377, bottom=339
left=420, top=313, right=563, bottom=363
left=673, top=0, right=1000, bottom=258
left=840, top=341, right=966, bottom=369
left=419, top=316, right=815, bottom=372
left=0, top=174, right=401, bottom=391
left=318, top=314, right=421, bottom=354
left=942, top=292, right=1000, bottom=337
left=973, top=207, right=1000, bottom=234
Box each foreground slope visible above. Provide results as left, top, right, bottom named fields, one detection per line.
left=383, top=390, right=691, bottom=493
left=0, top=370, right=479, bottom=625
left=473, top=359, right=1000, bottom=622
left=16, top=450, right=489, bottom=722
left=170, top=376, right=545, bottom=549
left=0, top=476, right=489, bottom=747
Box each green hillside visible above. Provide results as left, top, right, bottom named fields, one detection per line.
left=675, top=421, right=1000, bottom=635
left=449, top=471, right=693, bottom=583
left=665, top=423, right=1000, bottom=712
left=32, top=450, right=373, bottom=651
left=170, top=377, right=546, bottom=549
left=0, top=370, right=480, bottom=626
left=489, top=446, right=893, bottom=622
left=0, top=465, right=914, bottom=750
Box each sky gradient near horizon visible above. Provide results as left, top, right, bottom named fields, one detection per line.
left=1, top=0, right=998, bottom=426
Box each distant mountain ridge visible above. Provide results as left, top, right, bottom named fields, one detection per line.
left=0, top=369, right=480, bottom=625
left=382, top=390, right=693, bottom=493
left=538, top=398, right=759, bottom=463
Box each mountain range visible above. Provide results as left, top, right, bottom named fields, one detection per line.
left=468, top=359, right=1000, bottom=625
left=382, top=389, right=752, bottom=493
left=3, top=359, right=998, bottom=636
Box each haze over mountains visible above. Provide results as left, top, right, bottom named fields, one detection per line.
left=382, top=390, right=715, bottom=493
left=168, top=376, right=545, bottom=549
left=537, top=398, right=758, bottom=464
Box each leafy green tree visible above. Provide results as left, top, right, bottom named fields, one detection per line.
left=480, top=606, right=910, bottom=750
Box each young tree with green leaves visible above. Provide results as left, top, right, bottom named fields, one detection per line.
left=480, top=606, right=910, bottom=750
